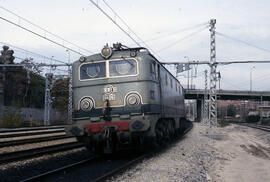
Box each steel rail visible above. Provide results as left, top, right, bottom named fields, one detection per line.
left=0, top=126, right=65, bottom=133
left=0, top=135, right=74, bottom=147
left=0, top=129, right=65, bottom=138
left=0, top=142, right=83, bottom=164
left=243, top=124, right=270, bottom=132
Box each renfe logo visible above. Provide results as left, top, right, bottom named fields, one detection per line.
left=103, top=85, right=117, bottom=101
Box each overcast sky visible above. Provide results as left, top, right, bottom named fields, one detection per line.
left=0, top=0, right=270, bottom=91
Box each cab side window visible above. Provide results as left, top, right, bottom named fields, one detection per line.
left=150, top=62, right=156, bottom=79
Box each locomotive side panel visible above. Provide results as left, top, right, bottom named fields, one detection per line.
left=159, top=64, right=185, bottom=118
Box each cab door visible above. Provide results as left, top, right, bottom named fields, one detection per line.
left=157, top=64, right=164, bottom=116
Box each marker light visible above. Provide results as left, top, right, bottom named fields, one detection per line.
left=101, top=44, right=112, bottom=59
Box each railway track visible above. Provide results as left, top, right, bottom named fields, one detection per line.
left=0, top=125, right=84, bottom=164
left=235, top=123, right=270, bottom=132
left=0, top=135, right=74, bottom=147
left=20, top=120, right=193, bottom=182
left=0, top=128, right=65, bottom=139
left=0, top=125, right=65, bottom=133
left=0, top=125, right=70, bottom=147
left=0, top=141, right=84, bottom=164
left=19, top=148, right=148, bottom=182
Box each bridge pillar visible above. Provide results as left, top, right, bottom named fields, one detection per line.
left=196, top=99, right=202, bottom=122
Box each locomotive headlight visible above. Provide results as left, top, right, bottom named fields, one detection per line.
left=80, top=97, right=94, bottom=111
left=101, top=44, right=112, bottom=59
left=126, top=93, right=141, bottom=106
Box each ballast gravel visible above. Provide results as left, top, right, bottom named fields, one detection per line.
left=111, top=123, right=216, bottom=182
left=111, top=123, right=270, bottom=182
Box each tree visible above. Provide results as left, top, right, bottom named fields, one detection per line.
left=0, top=46, right=45, bottom=107
left=51, top=78, right=69, bottom=113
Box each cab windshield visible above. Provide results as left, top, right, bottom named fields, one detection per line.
left=109, top=59, right=137, bottom=77
left=80, top=62, right=106, bottom=80
left=79, top=58, right=138, bottom=80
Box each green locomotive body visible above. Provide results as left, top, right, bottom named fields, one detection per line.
left=66, top=44, right=186, bottom=153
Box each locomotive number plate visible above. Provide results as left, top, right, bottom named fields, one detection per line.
left=103, top=94, right=116, bottom=101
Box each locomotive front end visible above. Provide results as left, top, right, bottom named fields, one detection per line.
left=66, top=45, right=152, bottom=153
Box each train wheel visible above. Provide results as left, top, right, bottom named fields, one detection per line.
left=155, top=121, right=165, bottom=146
left=163, top=120, right=172, bottom=143
left=135, top=136, right=146, bottom=153
left=179, top=118, right=185, bottom=134
left=76, top=136, right=84, bottom=143
left=168, top=120, right=175, bottom=140
left=84, top=136, right=93, bottom=151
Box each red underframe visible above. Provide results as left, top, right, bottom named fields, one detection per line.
left=84, top=120, right=130, bottom=134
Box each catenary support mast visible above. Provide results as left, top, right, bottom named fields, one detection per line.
left=204, top=69, right=208, bottom=123
left=209, top=19, right=217, bottom=125
left=44, top=73, right=53, bottom=125
left=68, top=65, right=72, bottom=124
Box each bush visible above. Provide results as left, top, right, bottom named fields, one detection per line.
left=0, top=109, right=24, bottom=128
left=261, top=119, right=270, bottom=125
left=246, top=115, right=260, bottom=123
left=227, top=105, right=236, bottom=117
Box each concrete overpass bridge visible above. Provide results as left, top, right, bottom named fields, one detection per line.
left=184, top=89, right=270, bottom=121
left=185, top=89, right=270, bottom=101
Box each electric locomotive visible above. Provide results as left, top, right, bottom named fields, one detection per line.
left=66, top=43, right=186, bottom=153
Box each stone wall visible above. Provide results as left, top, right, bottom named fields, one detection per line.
left=0, top=106, right=66, bottom=123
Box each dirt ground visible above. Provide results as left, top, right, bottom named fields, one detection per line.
left=208, top=124, right=270, bottom=182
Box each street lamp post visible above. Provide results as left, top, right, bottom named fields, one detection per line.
left=250, top=66, right=255, bottom=91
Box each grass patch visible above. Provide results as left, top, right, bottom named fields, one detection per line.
left=218, top=120, right=230, bottom=127
left=0, top=109, right=24, bottom=128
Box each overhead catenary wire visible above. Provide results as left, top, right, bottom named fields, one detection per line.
left=12, top=55, right=69, bottom=77
left=102, top=0, right=159, bottom=54
left=158, top=25, right=209, bottom=52
left=89, top=0, right=141, bottom=47
left=0, top=41, right=67, bottom=64
left=229, top=70, right=270, bottom=87
left=145, top=22, right=209, bottom=43
left=89, top=0, right=165, bottom=61
left=0, top=6, right=93, bottom=55
left=14, top=56, right=24, bottom=61
left=216, top=31, right=270, bottom=54
left=221, top=78, right=246, bottom=90
left=0, top=16, right=85, bottom=56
